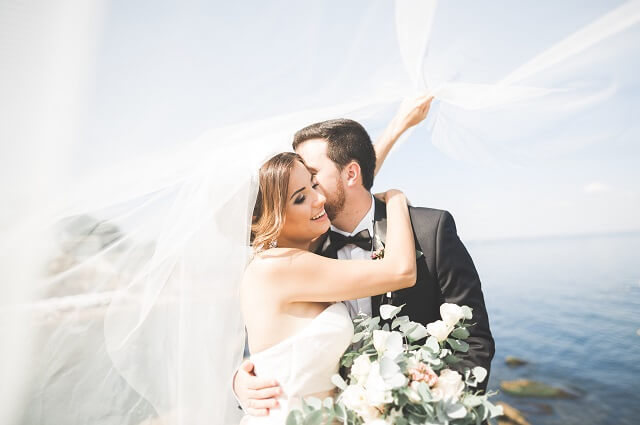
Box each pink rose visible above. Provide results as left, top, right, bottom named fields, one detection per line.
left=407, top=362, right=438, bottom=387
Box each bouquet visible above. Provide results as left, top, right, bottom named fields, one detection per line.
left=286, top=303, right=502, bottom=425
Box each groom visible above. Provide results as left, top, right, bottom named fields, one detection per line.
left=234, top=100, right=495, bottom=416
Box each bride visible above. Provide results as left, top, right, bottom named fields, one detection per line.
left=240, top=151, right=416, bottom=424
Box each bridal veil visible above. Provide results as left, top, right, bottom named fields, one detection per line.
left=1, top=1, right=638, bottom=424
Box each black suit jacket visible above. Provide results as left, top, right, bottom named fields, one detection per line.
left=319, top=198, right=495, bottom=391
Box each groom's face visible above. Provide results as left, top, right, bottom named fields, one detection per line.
left=295, top=138, right=346, bottom=221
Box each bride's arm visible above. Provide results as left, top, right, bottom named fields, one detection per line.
left=374, top=94, right=433, bottom=176
left=258, top=190, right=416, bottom=303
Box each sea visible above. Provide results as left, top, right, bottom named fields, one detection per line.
left=466, top=232, right=640, bottom=425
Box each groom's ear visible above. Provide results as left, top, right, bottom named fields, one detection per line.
left=343, top=160, right=362, bottom=188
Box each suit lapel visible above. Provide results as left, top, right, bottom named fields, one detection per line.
left=372, top=198, right=388, bottom=317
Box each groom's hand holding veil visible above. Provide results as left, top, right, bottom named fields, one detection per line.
left=374, top=94, right=433, bottom=176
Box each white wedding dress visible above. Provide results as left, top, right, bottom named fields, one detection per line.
left=240, top=302, right=354, bottom=424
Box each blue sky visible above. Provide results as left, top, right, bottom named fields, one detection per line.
left=77, top=0, right=639, bottom=241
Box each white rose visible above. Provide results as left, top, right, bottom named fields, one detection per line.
left=351, top=355, right=372, bottom=383
left=432, top=369, right=465, bottom=402
left=440, top=303, right=465, bottom=327
left=372, top=330, right=404, bottom=359
left=379, top=356, right=407, bottom=389
left=340, top=384, right=368, bottom=411
left=364, top=362, right=393, bottom=407
left=359, top=406, right=382, bottom=423
left=426, top=320, right=453, bottom=342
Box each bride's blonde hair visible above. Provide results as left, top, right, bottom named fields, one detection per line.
left=252, top=152, right=305, bottom=252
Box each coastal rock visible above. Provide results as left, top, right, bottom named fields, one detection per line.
left=505, top=356, right=528, bottom=367
left=500, top=379, right=577, bottom=399
left=495, top=402, right=531, bottom=425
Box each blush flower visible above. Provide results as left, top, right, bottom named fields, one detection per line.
left=431, top=369, right=464, bottom=402
left=407, top=361, right=438, bottom=387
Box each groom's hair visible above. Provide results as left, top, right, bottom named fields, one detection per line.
left=292, top=119, right=376, bottom=191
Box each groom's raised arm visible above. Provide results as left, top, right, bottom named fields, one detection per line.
left=433, top=210, right=495, bottom=391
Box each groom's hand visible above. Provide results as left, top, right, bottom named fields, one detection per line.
left=392, top=94, right=434, bottom=137
left=233, top=360, right=281, bottom=416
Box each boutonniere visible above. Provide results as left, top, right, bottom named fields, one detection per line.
left=371, top=247, right=385, bottom=260
left=371, top=233, right=385, bottom=259
left=371, top=245, right=423, bottom=260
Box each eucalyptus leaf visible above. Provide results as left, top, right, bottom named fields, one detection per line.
left=424, top=336, right=440, bottom=353
left=351, top=332, right=365, bottom=343
left=331, top=374, right=347, bottom=390
left=407, top=323, right=428, bottom=341
left=461, top=305, right=473, bottom=320
left=305, top=397, right=321, bottom=411
left=391, top=315, right=410, bottom=330
left=446, top=402, right=468, bottom=419
left=333, top=403, right=346, bottom=420
left=286, top=410, right=303, bottom=425
left=369, top=316, right=381, bottom=328
left=444, top=354, right=461, bottom=365
left=472, top=366, right=487, bottom=383
left=323, top=397, right=334, bottom=409
left=450, top=327, right=470, bottom=340
left=463, top=394, right=483, bottom=407
left=303, top=409, right=324, bottom=425
left=417, top=382, right=432, bottom=401
left=447, top=338, right=469, bottom=353
left=401, top=323, right=418, bottom=336
left=488, top=402, right=504, bottom=418
left=395, top=417, right=409, bottom=425
left=380, top=304, right=401, bottom=320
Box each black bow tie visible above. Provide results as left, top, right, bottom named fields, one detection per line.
left=329, top=229, right=372, bottom=251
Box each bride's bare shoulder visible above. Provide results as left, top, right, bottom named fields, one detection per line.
left=245, top=247, right=311, bottom=279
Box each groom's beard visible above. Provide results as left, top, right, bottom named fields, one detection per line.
left=325, top=178, right=346, bottom=221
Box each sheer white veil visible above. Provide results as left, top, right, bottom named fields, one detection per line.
left=1, top=1, right=638, bottom=424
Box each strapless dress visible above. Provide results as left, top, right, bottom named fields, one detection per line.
left=240, top=302, right=354, bottom=424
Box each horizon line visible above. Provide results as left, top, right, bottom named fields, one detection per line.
left=466, top=228, right=640, bottom=245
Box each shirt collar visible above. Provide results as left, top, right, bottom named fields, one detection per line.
left=331, top=194, right=375, bottom=237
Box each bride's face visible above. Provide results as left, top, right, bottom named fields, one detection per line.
left=279, top=161, right=330, bottom=244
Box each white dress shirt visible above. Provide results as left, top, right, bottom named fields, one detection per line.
left=331, top=195, right=375, bottom=319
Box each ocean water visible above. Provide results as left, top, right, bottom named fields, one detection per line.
left=467, top=232, right=640, bottom=425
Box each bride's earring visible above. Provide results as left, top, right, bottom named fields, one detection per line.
left=269, top=240, right=278, bottom=249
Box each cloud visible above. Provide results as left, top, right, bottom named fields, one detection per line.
left=583, top=182, right=612, bottom=194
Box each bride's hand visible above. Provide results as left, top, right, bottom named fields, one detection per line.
left=374, top=189, right=407, bottom=204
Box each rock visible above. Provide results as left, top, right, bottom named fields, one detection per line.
left=500, top=379, right=578, bottom=399
left=505, top=356, right=528, bottom=367
left=495, top=402, right=531, bottom=425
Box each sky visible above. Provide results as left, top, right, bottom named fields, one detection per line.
left=73, top=0, right=639, bottom=242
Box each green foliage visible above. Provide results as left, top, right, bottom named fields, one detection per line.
left=450, top=327, right=470, bottom=340
left=287, top=303, right=499, bottom=425
left=446, top=338, right=469, bottom=353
